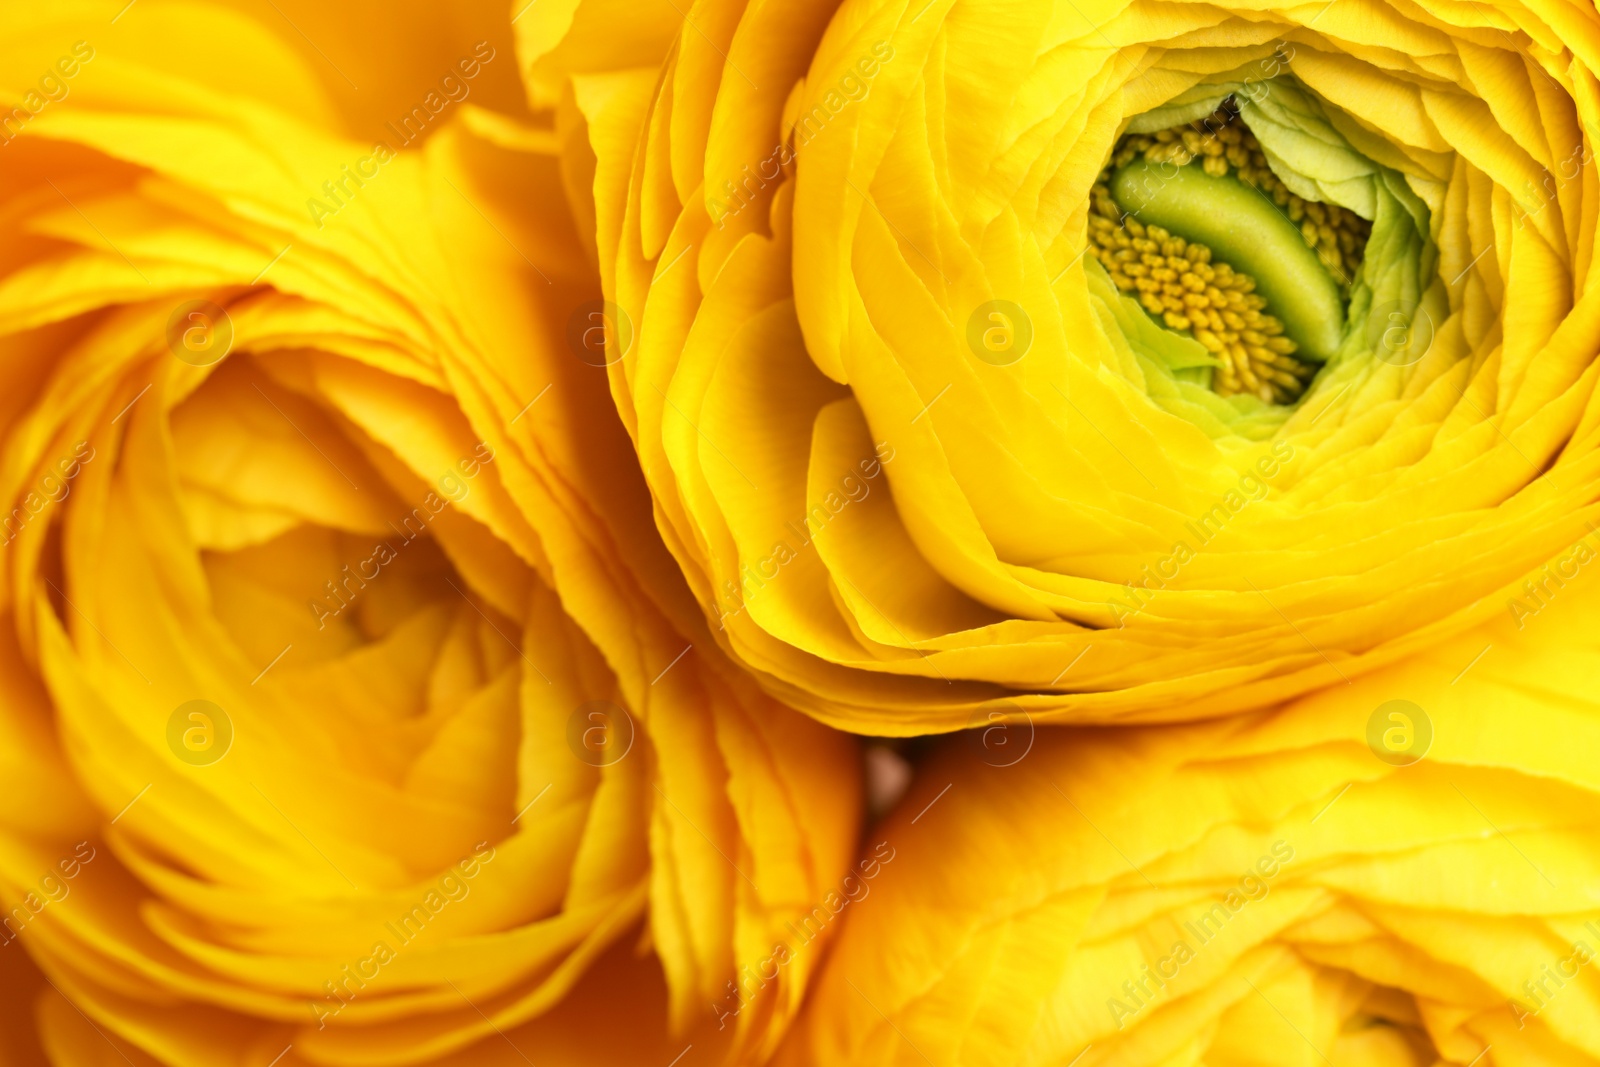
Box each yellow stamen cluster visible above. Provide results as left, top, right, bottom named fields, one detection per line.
left=1088, top=102, right=1371, bottom=404
left=1088, top=212, right=1308, bottom=402
left=1112, top=106, right=1370, bottom=283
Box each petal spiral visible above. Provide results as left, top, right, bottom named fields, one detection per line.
left=550, top=0, right=1600, bottom=734
left=0, top=3, right=858, bottom=1062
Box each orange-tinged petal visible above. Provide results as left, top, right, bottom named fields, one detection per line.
left=0, top=4, right=860, bottom=1064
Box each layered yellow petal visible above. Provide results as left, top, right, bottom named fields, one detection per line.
left=551, top=0, right=1600, bottom=735
left=0, top=3, right=858, bottom=1063
left=779, top=572, right=1600, bottom=1064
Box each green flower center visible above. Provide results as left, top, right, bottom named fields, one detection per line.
left=1090, top=101, right=1373, bottom=404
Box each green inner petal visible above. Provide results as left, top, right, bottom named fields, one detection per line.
left=1110, top=159, right=1347, bottom=362
left=1085, top=74, right=1440, bottom=432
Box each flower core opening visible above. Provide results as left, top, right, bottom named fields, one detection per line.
left=1089, top=99, right=1373, bottom=403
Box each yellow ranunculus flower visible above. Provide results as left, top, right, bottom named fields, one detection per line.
left=780, top=592, right=1600, bottom=1063
left=0, top=3, right=858, bottom=1063
left=543, top=0, right=1600, bottom=735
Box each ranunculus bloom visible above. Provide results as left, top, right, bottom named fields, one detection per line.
left=547, top=0, right=1600, bottom=734
left=534, top=0, right=1600, bottom=1059
left=781, top=595, right=1600, bottom=1063
left=0, top=3, right=857, bottom=1063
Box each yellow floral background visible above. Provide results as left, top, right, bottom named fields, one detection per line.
left=0, top=0, right=1597, bottom=1065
